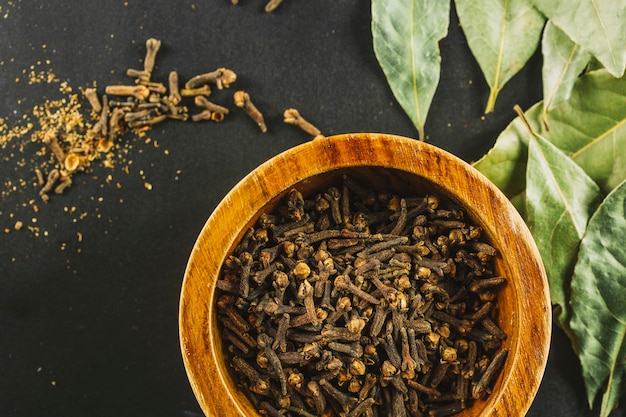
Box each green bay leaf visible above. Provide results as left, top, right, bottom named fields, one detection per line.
left=569, top=179, right=626, bottom=416
left=541, top=20, right=591, bottom=128
left=371, top=0, right=450, bottom=140
left=531, top=0, right=626, bottom=78
left=455, top=0, right=545, bottom=113
left=526, top=134, right=602, bottom=327
left=473, top=70, right=626, bottom=197
left=541, top=69, right=626, bottom=194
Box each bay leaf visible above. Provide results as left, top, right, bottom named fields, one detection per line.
left=473, top=70, right=626, bottom=197
left=539, top=69, right=626, bottom=194
left=526, top=133, right=602, bottom=327
left=530, top=0, right=626, bottom=78
left=569, top=179, right=626, bottom=416
left=371, top=0, right=450, bottom=140
left=454, top=0, right=545, bottom=113
left=541, top=20, right=591, bottom=128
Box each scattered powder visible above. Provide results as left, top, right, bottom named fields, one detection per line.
left=0, top=62, right=166, bottom=243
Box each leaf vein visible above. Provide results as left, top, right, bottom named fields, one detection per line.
left=409, top=0, right=422, bottom=131
left=545, top=43, right=580, bottom=112
left=548, top=210, right=569, bottom=257
left=570, top=117, right=626, bottom=160
left=534, top=138, right=586, bottom=236
left=493, top=0, right=509, bottom=95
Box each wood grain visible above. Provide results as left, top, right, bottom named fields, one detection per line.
left=179, top=133, right=551, bottom=417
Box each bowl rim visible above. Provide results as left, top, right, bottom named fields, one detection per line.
left=179, top=133, right=552, bottom=417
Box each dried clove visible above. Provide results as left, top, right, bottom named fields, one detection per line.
left=234, top=90, right=267, bottom=132
left=42, top=129, right=65, bottom=165
left=143, top=38, right=161, bottom=76
left=105, top=85, right=150, bottom=101
left=472, top=348, right=508, bottom=400
left=39, top=168, right=60, bottom=202
left=54, top=177, right=72, bottom=195
left=194, top=95, right=229, bottom=119
left=83, top=88, right=102, bottom=112
left=168, top=70, right=181, bottom=105
left=283, top=108, right=323, bottom=139
left=180, top=85, right=212, bottom=97
left=319, top=378, right=358, bottom=413
left=232, top=356, right=270, bottom=395
left=186, top=67, right=237, bottom=90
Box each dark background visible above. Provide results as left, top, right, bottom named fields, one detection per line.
left=0, top=1, right=621, bottom=416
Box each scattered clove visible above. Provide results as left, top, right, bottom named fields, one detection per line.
left=143, top=38, right=161, bottom=76
left=168, top=70, right=182, bottom=105
left=39, top=168, right=60, bottom=202
left=234, top=90, right=267, bottom=132
left=42, top=129, right=65, bottom=165
left=83, top=88, right=102, bottom=112
left=186, top=68, right=237, bottom=90
left=193, top=95, right=230, bottom=123
left=26, top=38, right=253, bottom=203
left=283, top=108, right=323, bottom=139
left=54, top=177, right=72, bottom=195
left=104, top=85, right=150, bottom=101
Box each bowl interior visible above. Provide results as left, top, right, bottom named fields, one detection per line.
left=179, top=133, right=551, bottom=417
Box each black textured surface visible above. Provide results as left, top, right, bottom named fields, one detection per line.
left=0, top=1, right=621, bottom=416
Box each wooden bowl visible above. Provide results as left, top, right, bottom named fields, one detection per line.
left=179, top=133, right=551, bottom=417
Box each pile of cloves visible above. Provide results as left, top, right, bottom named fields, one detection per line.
left=37, top=37, right=323, bottom=202
left=215, top=175, right=509, bottom=417
left=36, top=38, right=240, bottom=201
left=89, top=37, right=240, bottom=140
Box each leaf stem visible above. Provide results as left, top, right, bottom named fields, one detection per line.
left=417, top=126, right=425, bottom=142
left=513, top=104, right=535, bottom=136
left=485, top=88, right=499, bottom=114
